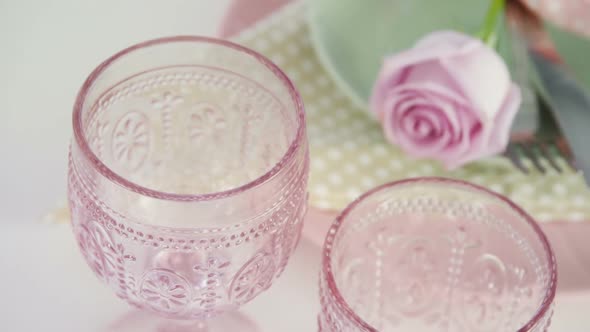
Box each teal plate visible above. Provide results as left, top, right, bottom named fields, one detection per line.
left=307, top=0, right=493, bottom=107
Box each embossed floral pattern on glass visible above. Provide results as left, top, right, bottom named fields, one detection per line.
left=68, top=36, right=308, bottom=320
left=318, top=178, right=557, bottom=332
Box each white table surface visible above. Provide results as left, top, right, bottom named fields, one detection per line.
left=0, top=1, right=589, bottom=331
left=0, top=223, right=589, bottom=332
left=0, top=224, right=320, bottom=331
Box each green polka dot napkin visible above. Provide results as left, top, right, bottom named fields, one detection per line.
left=233, top=2, right=590, bottom=223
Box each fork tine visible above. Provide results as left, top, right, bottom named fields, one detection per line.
left=537, top=141, right=563, bottom=172
left=547, top=139, right=577, bottom=171
left=506, top=143, right=529, bottom=173
left=506, top=138, right=578, bottom=174
left=519, top=142, right=547, bottom=173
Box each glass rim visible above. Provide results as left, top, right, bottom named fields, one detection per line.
left=321, top=177, right=557, bottom=332
left=72, top=35, right=306, bottom=202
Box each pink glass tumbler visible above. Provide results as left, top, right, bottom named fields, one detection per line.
left=68, top=36, right=309, bottom=320
left=319, top=178, right=557, bottom=332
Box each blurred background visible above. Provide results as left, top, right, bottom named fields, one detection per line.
left=0, top=0, right=232, bottom=223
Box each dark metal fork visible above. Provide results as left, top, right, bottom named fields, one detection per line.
left=504, top=94, right=576, bottom=174
left=501, top=14, right=577, bottom=175
left=505, top=138, right=575, bottom=174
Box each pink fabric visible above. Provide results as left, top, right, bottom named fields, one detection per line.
left=521, top=0, right=590, bottom=38
left=220, top=0, right=590, bottom=296
left=219, top=0, right=292, bottom=38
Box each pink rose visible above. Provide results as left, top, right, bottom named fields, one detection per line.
left=370, top=30, right=522, bottom=169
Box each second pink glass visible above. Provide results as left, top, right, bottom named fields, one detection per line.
left=68, top=36, right=308, bottom=320
left=319, top=178, right=557, bottom=332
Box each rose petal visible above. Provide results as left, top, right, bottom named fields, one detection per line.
left=409, top=107, right=445, bottom=137
left=385, top=107, right=454, bottom=159
left=445, top=85, right=521, bottom=168
left=440, top=110, right=481, bottom=169
left=440, top=43, right=512, bottom=124
left=487, top=84, right=522, bottom=151
left=388, top=89, right=428, bottom=118
left=370, top=31, right=480, bottom=118
left=414, top=30, right=480, bottom=52
left=388, top=83, right=469, bottom=135
left=384, top=31, right=481, bottom=72
left=382, top=84, right=478, bottom=161
left=385, top=92, right=427, bottom=143
left=370, top=65, right=413, bottom=119
left=402, top=107, right=439, bottom=140
left=438, top=105, right=477, bottom=159
left=403, top=60, right=464, bottom=98
left=388, top=93, right=441, bottom=143
left=393, top=125, right=453, bottom=159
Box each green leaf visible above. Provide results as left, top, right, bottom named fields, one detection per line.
left=478, top=0, right=506, bottom=47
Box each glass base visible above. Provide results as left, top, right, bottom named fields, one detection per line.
left=107, top=309, right=261, bottom=332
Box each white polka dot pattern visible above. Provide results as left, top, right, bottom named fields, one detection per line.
left=234, top=2, right=590, bottom=223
